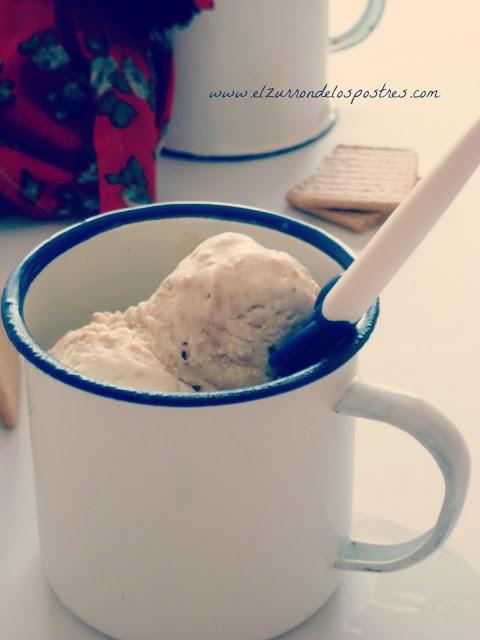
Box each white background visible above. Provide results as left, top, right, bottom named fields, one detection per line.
left=1, top=0, right=480, bottom=638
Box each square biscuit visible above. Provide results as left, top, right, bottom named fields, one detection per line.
left=287, top=145, right=418, bottom=215
left=0, top=321, right=20, bottom=429
left=296, top=207, right=389, bottom=232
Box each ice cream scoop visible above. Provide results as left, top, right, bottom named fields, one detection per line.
left=270, top=118, right=480, bottom=375
left=50, top=316, right=192, bottom=393
left=129, top=232, right=319, bottom=390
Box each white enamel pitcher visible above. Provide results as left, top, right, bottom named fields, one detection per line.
left=164, top=0, right=386, bottom=159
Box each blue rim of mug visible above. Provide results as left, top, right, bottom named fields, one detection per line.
left=1, top=202, right=380, bottom=407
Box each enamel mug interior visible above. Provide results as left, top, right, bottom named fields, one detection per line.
left=3, top=203, right=378, bottom=640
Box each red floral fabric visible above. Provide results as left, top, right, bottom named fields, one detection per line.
left=0, top=0, right=212, bottom=219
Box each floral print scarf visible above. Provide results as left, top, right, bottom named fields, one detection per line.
left=0, top=0, right=213, bottom=218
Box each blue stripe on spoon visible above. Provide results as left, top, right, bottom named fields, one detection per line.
left=269, top=276, right=357, bottom=375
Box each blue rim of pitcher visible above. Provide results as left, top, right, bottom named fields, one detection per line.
left=162, top=111, right=337, bottom=162
left=1, top=202, right=380, bottom=407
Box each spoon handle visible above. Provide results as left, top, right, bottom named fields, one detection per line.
left=322, top=118, right=480, bottom=323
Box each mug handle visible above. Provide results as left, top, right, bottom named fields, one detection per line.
left=330, top=0, right=386, bottom=53
left=334, top=379, right=470, bottom=572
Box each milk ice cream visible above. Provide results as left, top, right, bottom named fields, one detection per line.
left=50, top=232, right=319, bottom=392
left=51, top=318, right=192, bottom=393
left=129, top=233, right=319, bottom=389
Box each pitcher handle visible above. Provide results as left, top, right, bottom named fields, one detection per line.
left=330, top=0, right=386, bottom=53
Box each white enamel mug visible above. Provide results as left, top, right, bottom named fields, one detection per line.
left=2, top=203, right=470, bottom=640
left=164, top=0, right=386, bottom=158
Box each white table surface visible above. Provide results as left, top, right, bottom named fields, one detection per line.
left=1, top=0, right=480, bottom=638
